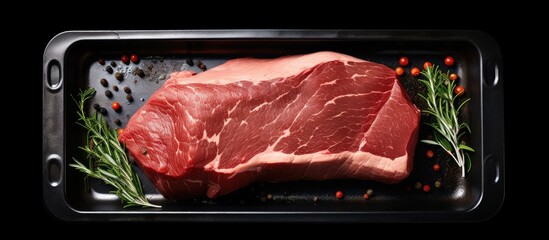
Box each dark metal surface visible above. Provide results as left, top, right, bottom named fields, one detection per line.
left=42, top=30, right=504, bottom=222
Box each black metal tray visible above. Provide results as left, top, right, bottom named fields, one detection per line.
left=42, top=30, right=504, bottom=222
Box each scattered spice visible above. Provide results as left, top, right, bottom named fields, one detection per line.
left=434, top=180, right=442, bottom=188
left=126, top=94, right=134, bottom=102
left=267, top=194, right=273, bottom=200
left=423, top=61, right=432, bottom=70
left=110, top=61, right=117, bottom=67
left=366, top=188, right=374, bottom=196
left=121, top=55, right=129, bottom=65
left=99, top=107, right=108, bottom=115
left=449, top=73, right=458, bottom=81
left=395, top=67, right=404, bottom=76
left=454, top=85, right=465, bottom=95
left=414, top=182, right=422, bottom=190
left=313, top=196, right=318, bottom=202
left=399, top=56, right=409, bottom=66
left=422, top=184, right=431, bottom=193
left=444, top=56, right=455, bottom=66
left=411, top=67, right=420, bottom=77
left=117, top=128, right=124, bottom=136
left=98, top=58, right=105, bottom=65
left=186, top=58, right=194, bottom=66
left=112, top=85, right=119, bottom=91
left=105, top=66, right=113, bottom=74
left=124, top=86, right=131, bottom=94
left=433, top=163, right=441, bottom=172
left=197, top=60, right=207, bottom=71
left=111, top=102, right=121, bottom=112
left=363, top=193, right=370, bottom=200
left=426, top=150, right=434, bottom=158
left=114, top=118, right=122, bottom=126
left=100, top=78, right=108, bottom=87
left=335, top=191, right=344, bottom=199
left=115, top=72, right=123, bottom=81
left=130, top=54, right=139, bottom=63
left=140, top=98, right=145, bottom=101
left=105, top=90, right=113, bottom=98
left=93, top=103, right=100, bottom=110
left=141, top=149, right=148, bottom=155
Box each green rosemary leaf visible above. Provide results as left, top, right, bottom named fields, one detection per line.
left=434, top=131, right=452, bottom=152
left=459, top=144, right=475, bottom=152
left=421, top=140, right=440, bottom=146
left=460, top=122, right=472, bottom=133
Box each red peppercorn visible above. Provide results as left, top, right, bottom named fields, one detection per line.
left=423, top=184, right=431, bottom=192
left=121, top=55, right=129, bottom=64
left=411, top=67, right=421, bottom=77
left=363, top=193, right=370, bottom=200
left=444, top=56, right=455, bottom=66
left=130, top=54, right=139, bottom=63
left=423, top=61, right=432, bottom=70
left=335, top=191, right=344, bottom=199
left=426, top=150, right=434, bottom=158
left=399, top=57, right=409, bottom=66
left=433, top=163, right=441, bottom=172
left=395, top=67, right=404, bottom=76
left=449, top=73, right=458, bottom=81
left=111, top=101, right=121, bottom=111
left=454, top=85, right=465, bottom=95
left=117, top=128, right=124, bottom=135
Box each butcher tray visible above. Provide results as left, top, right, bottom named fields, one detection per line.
left=42, top=30, right=504, bottom=222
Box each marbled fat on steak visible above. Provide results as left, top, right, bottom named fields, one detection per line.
left=119, top=51, right=420, bottom=199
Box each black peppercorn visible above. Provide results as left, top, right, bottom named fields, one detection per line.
left=126, top=94, right=134, bottom=102
left=115, top=72, right=123, bottom=81
left=105, top=90, right=113, bottom=98
left=112, top=85, right=119, bottom=91
left=99, top=107, right=108, bottom=115
left=114, top=118, right=122, bottom=126
left=110, top=61, right=117, bottom=67
left=98, top=58, right=105, bottom=65
left=93, top=103, right=100, bottom=110
left=124, top=86, right=131, bottom=94
left=197, top=60, right=207, bottom=71
left=100, top=78, right=108, bottom=87
left=186, top=58, right=194, bottom=66
left=105, top=66, right=113, bottom=74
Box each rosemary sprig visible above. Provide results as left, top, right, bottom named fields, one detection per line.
left=418, top=65, right=474, bottom=177
left=71, top=88, right=160, bottom=208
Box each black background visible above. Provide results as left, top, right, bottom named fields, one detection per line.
left=21, top=5, right=537, bottom=236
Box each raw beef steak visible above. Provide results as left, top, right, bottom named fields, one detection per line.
left=119, top=51, right=420, bottom=199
